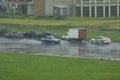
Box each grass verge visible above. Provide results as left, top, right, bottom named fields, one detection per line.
left=0, top=52, right=120, bottom=80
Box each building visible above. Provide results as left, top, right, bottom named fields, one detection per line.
left=0, top=0, right=6, bottom=14
left=74, top=0, right=120, bottom=17
left=5, top=0, right=120, bottom=17
left=6, top=0, right=33, bottom=15
left=34, top=0, right=120, bottom=17
left=34, top=0, right=73, bottom=17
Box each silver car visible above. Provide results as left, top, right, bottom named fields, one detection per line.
left=41, top=36, right=60, bottom=43
left=90, top=36, right=111, bottom=44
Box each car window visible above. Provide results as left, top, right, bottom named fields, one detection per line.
left=45, top=37, right=52, bottom=39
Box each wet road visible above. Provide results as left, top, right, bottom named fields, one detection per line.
left=0, top=38, right=120, bottom=60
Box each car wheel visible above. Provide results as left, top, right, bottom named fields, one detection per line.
left=90, top=40, right=95, bottom=44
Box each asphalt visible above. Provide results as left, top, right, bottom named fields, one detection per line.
left=0, top=38, right=120, bottom=60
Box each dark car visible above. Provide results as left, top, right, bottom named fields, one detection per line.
left=0, top=29, right=10, bottom=37
left=5, top=32, right=23, bottom=39
left=23, top=30, right=40, bottom=39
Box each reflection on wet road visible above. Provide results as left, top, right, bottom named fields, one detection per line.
left=0, top=38, right=120, bottom=60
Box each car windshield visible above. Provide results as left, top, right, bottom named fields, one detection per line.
left=44, top=36, right=52, bottom=39
left=96, top=36, right=103, bottom=39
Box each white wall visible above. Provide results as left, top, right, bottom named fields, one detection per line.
left=27, top=4, right=34, bottom=15
left=45, top=0, right=73, bottom=16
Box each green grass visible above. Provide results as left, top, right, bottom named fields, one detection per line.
left=0, top=16, right=120, bottom=41
left=0, top=17, right=120, bottom=30
left=0, top=52, right=120, bottom=80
